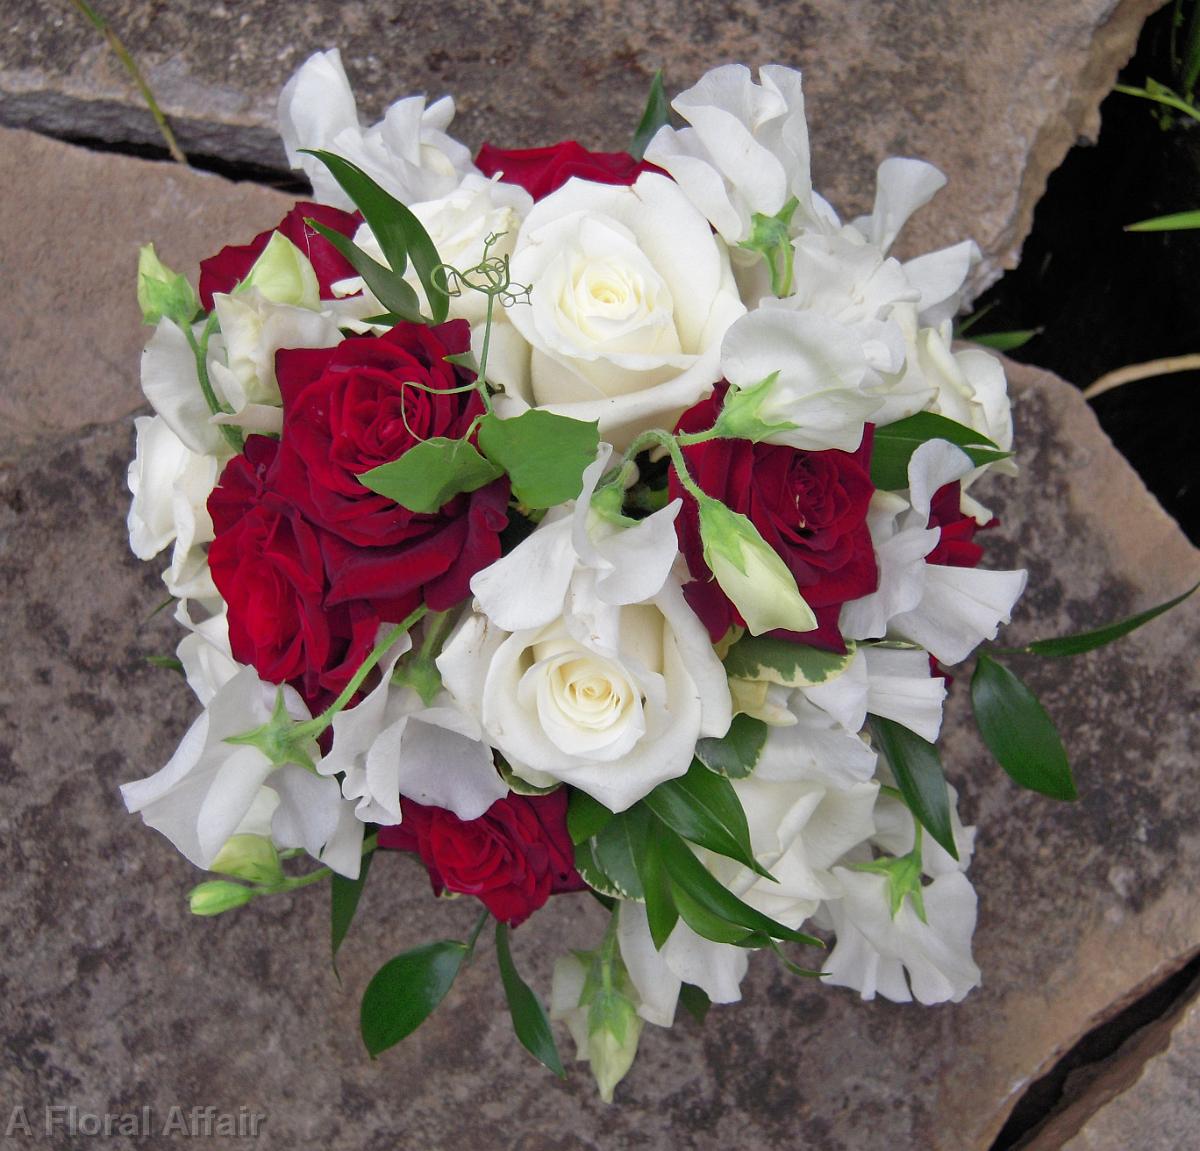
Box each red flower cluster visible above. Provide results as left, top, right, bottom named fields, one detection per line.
left=379, top=790, right=585, bottom=926
left=670, top=385, right=879, bottom=651
left=476, top=140, right=659, bottom=201
left=207, top=320, right=509, bottom=704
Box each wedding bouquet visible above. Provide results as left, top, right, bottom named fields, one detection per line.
left=121, top=52, right=1193, bottom=1100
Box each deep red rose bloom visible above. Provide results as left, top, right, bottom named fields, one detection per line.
left=475, top=140, right=661, bottom=201
left=379, top=790, right=585, bottom=926
left=198, top=201, right=361, bottom=310
left=670, top=385, right=878, bottom=651
left=272, top=319, right=510, bottom=616
left=926, top=481, right=995, bottom=568
left=208, top=436, right=378, bottom=701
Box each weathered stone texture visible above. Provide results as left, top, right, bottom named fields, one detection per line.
left=1, top=133, right=1198, bottom=1149
left=2, top=0, right=1162, bottom=290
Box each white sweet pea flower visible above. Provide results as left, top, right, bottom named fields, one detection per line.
left=316, top=630, right=507, bottom=826
left=278, top=49, right=475, bottom=209
left=870, top=787, right=976, bottom=878
left=848, top=157, right=948, bottom=255
left=127, top=415, right=223, bottom=601
left=644, top=63, right=831, bottom=244
left=821, top=867, right=981, bottom=1004
left=719, top=305, right=881, bottom=452
left=120, top=667, right=364, bottom=877
left=440, top=464, right=730, bottom=810
left=492, top=172, right=746, bottom=449
left=902, top=240, right=981, bottom=329
left=140, top=318, right=227, bottom=457
left=840, top=440, right=1026, bottom=664
left=173, top=599, right=239, bottom=706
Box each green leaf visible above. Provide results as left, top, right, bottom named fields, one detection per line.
left=643, top=761, right=771, bottom=878
left=633, top=834, right=678, bottom=949
left=678, top=982, right=711, bottom=1023
left=1125, top=209, right=1200, bottom=232
left=331, top=849, right=373, bottom=970
left=495, top=922, right=566, bottom=1077
left=970, top=654, right=1076, bottom=800
left=970, top=328, right=1040, bottom=352
left=301, top=149, right=450, bottom=322
left=146, top=654, right=185, bottom=674
left=1009, top=581, right=1199, bottom=657
left=723, top=634, right=855, bottom=688
left=591, top=809, right=648, bottom=901
left=568, top=790, right=614, bottom=845
left=694, top=713, right=768, bottom=778
left=657, top=829, right=822, bottom=947
left=360, top=940, right=467, bottom=1056
left=870, top=413, right=1012, bottom=491
left=359, top=437, right=503, bottom=514
left=670, top=879, right=757, bottom=944
left=629, top=69, right=670, bottom=162
left=306, top=218, right=423, bottom=322
left=477, top=410, right=600, bottom=509
left=869, top=715, right=958, bottom=860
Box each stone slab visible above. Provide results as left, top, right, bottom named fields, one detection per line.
left=2, top=0, right=1161, bottom=291
left=1057, top=987, right=1200, bottom=1151
left=2, top=136, right=1199, bottom=1150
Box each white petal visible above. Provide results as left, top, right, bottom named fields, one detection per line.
left=862, top=646, right=946, bottom=742
left=853, top=158, right=947, bottom=253
left=617, top=902, right=682, bottom=1027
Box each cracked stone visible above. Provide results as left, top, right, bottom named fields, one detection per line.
left=2, top=133, right=1198, bottom=1149
left=1, top=0, right=1162, bottom=292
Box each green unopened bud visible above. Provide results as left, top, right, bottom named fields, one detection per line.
left=188, top=880, right=255, bottom=917
left=697, top=496, right=817, bottom=636
left=586, top=989, right=644, bottom=1103
left=137, top=243, right=199, bottom=326
left=239, top=231, right=320, bottom=309
left=211, top=834, right=284, bottom=887
left=710, top=372, right=798, bottom=443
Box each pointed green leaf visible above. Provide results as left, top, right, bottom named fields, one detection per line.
left=306, top=218, right=423, bottom=322
left=669, top=879, right=757, bottom=944
left=591, top=809, right=648, bottom=901
left=869, top=715, right=959, bottom=860
left=1009, top=581, right=1199, bottom=657
left=693, top=713, right=769, bottom=778
left=359, top=437, right=503, bottom=514
left=633, top=834, right=678, bottom=950
left=477, top=410, right=600, bottom=509
left=331, top=849, right=373, bottom=970
left=643, top=761, right=771, bottom=878
left=360, top=940, right=467, bottom=1056
left=970, top=654, right=1076, bottom=800
left=723, top=635, right=854, bottom=688
left=630, top=70, right=670, bottom=161
left=495, top=922, right=566, bottom=1077
left=1125, top=210, right=1200, bottom=232
left=301, top=148, right=450, bottom=322
left=678, top=982, right=711, bottom=1023
left=657, top=829, right=822, bottom=946
left=970, top=328, right=1040, bottom=352
left=568, top=789, right=614, bottom=845
left=870, top=413, right=1012, bottom=491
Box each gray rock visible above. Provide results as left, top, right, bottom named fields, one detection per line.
left=2, top=132, right=1198, bottom=1150
left=1, top=0, right=1162, bottom=290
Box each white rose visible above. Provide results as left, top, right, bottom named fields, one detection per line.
left=493, top=173, right=746, bottom=448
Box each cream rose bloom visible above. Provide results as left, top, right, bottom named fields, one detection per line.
left=491, top=172, right=746, bottom=448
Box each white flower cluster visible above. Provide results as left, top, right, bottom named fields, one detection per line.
left=122, top=53, right=1030, bottom=1097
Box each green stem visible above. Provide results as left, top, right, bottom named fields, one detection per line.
left=298, top=606, right=428, bottom=739
left=464, top=908, right=490, bottom=958
left=183, top=314, right=244, bottom=453
left=254, top=833, right=379, bottom=897
left=70, top=0, right=188, bottom=165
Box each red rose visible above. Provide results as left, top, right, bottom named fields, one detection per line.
left=926, top=482, right=995, bottom=568
left=475, top=140, right=660, bottom=201
left=198, top=201, right=361, bottom=310
left=379, top=790, right=585, bottom=926
left=272, top=320, right=510, bottom=615
left=208, top=436, right=378, bottom=701
left=670, top=385, right=878, bottom=651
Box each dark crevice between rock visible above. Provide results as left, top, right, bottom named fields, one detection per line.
left=990, top=950, right=1200, bottom=1150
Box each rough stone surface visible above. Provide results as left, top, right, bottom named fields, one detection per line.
left=1056, top=988, right=1200, bottom=1151
left=3, top=136, right=1200, bottom=1150
left=0, top=127, right=288, bottom=465
left=2, top=0, right=1161, bottom=290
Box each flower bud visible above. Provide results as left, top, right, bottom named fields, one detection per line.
left=697, top=496, right=817, bottom=636
left=137, top=243, right=199, bottom=327
left=211, top=834, right=284, bottom=886
left=187, top=880, right=255, bottom=917
left=586, top=990, right=644, bottom=1104
left=239, top=231, right=321, bottom=309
